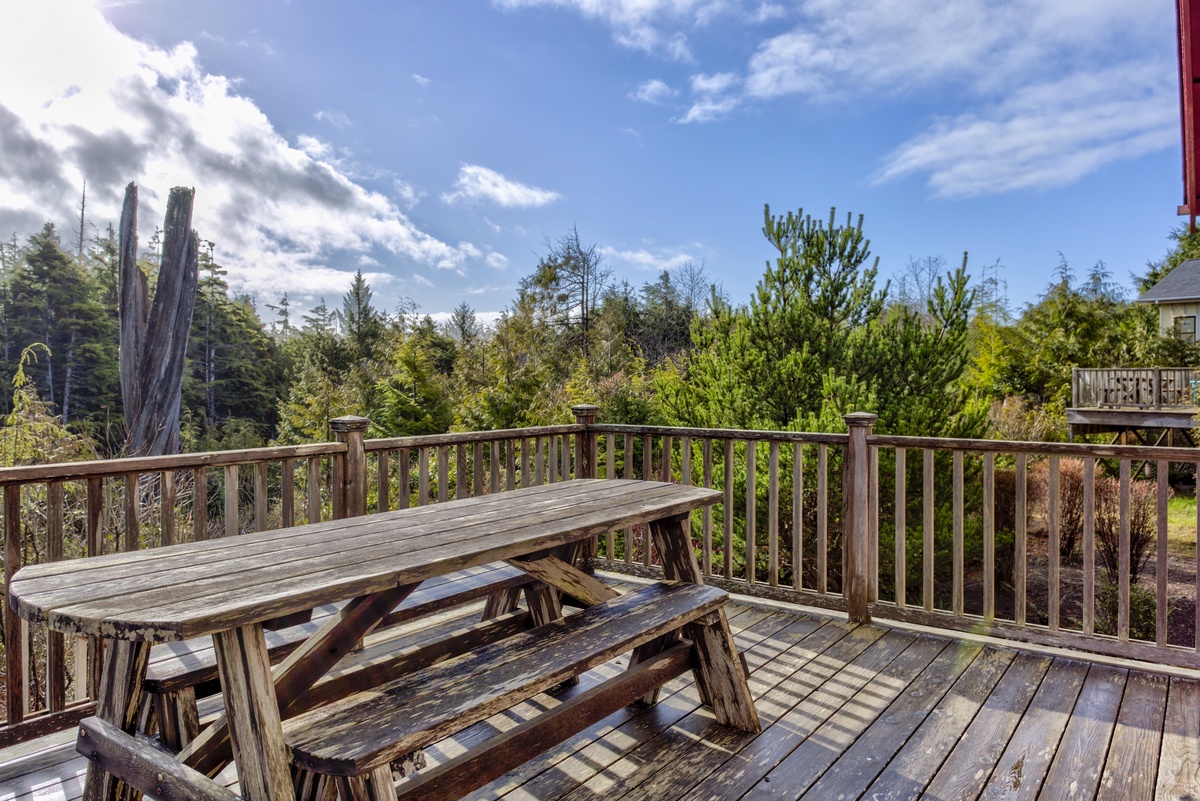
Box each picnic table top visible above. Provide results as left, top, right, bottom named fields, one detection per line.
left=9, top=479, right=719, bottom=643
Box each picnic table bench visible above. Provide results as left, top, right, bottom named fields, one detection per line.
left=10, top=479, right=760, bottom=801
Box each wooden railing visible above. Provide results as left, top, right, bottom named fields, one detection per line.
left=585, top=414, right=1200, bottom=673
left=3, top=403, right=1199, bottom=745
left=1072, top=367, right=1198, bottom=409
left=0, top=413, right=588, bottom=745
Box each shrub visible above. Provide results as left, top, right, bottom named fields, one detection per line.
left=1096, top=580, right=1160, bottom=642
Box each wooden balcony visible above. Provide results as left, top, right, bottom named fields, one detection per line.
left=1, top=409, right=1200, bottom=798
left=1068, top=367, right=1200, bottom=437
left=2, top=586, right=1196, bottom=800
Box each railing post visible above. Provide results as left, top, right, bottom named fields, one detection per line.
left=843, top=412, right=877, bottom=624
left=572, top=405, right=599, bottom=479
left=330, top=416, right=370, bottom=519
left=1072, top=367, right=1079, bottom=407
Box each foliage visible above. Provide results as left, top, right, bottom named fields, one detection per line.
left=1096, top=580, right=1159, bottom=642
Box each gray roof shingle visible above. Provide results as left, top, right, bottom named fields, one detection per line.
left=1138, top=258, right=1200, bottom=303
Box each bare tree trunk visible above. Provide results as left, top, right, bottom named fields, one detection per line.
left=119, top=183, right=200, bottom=457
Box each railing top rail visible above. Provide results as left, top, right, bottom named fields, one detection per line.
left=1075, top=366, right=1194, bottom=373
left=364, top=424, right=584, bottom=451
left=869, top=433, right=1200, bottom=461
left=590, top=423, right=849, bottom=445
left=0, top=442, right=346, bottom=486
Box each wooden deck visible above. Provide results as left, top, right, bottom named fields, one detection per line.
left=3, top=586, right=1199, bottom=801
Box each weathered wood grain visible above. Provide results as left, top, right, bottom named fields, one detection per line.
left=13, top=481, right=719, bottom=641
left=920, top=652, right=1051, bottom=800
left=796, top=639, right=983, bottom=800
left=1039, top=664, right=1126, bottom=801
left=1097, top=670, right=1168, bottom=800
left=285, top=582, right=729, bottom=775
left=81, top=638, right=151, bottom=801
left=862, top=646, right=1016, bottom=801
left=977, top=657, right=1089, bottom=800
left=76, top=717, right=238, bottom=801
left=1156, top=678, right=1200, bottom=800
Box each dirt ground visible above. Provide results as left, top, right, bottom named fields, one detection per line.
left=963, top=529, right=1196, bottom=648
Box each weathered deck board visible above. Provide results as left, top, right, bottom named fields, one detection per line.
left=3, top=587, right=1200, bottom=801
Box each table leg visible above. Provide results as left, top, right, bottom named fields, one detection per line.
left=181, top=583, right=418, bottom=777
left=212, top=623, right=293, bottom=801
left=81, top=639, right=152, bottom=801
left=650, top=514, right=761, bottom=733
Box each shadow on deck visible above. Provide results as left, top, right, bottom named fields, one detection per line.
left=2, top=580, right=1198, bottom=801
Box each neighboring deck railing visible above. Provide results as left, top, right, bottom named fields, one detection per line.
left=2, top=404, right=1199, bottom=745
left=1072, top=367, right=1199, bottom=408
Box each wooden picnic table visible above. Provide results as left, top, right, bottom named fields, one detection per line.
left=9, top=478, right=755, bottom=801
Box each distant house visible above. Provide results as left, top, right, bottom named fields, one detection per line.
left=1137, top=258, right=1200, bottom=340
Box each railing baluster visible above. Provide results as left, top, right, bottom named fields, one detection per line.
left=681, top=436, right=691, bottom=486
left=548, top=436, right=558, bottom=483
left=195, top=468, right=209, bottom=538
left=418, top=447, right=430, bottom=506
left=398, top=449, right=411, bottom=508
left=746, top=441, right=756, bottom=585
left=923, top=449, right=934, bottom=611
left=953, top=451, right=964, bottom=617
left=224, top=465, right=238, bottom=538
left=535, top=438, right=545, bottom=486
left=605, top=435, right=615, bottom=560
left=46, top=481, right=64, bottom=713
left=491, top=441, right=501, bottom=492
left=1015, top=454, right=1027, bottom=626
left=983, top=452, right=994, bottom=622
left=125, top=473, right=140, bottom=550
left=817, top=443, right=828, bottom=595
left=505, top=441, right=515, bottom=493
left=1119, top=459, right=1131, bottom=641
left=642, top=435, right=652, bottom=481
left=793, top=442, right=803, bottom=592
left=724, top=440, right=734, bottom=581
left=768, top=441, right=779, bottom=588
left=894, top=448, right=906, bottom=608
left=1083, top=457, right=1095, bottom=636
left=376, top=451, right=389, bottom=513
left=6, top=483, right=23, bottom=724
left=1049, top=455, right=1062, bottom=630
left=438, top=446, right=449, bottom=502
left=282, top=459, right=295, bottom=528
left=704, top=439, right=714, bottom=578
left=562, top=433, right=571, bottom=479
left=162, top=471, right=176, bottom=546
left=1157, top=459, right=1169, bottom=646
left=473, top=442, right=484, bottom=495
left=869, top=444, right=878, bottom=603
left=661, top=435, right=672, bottom=482
left=625, top=434, right=634, bottom=564
left=520, top=439, right=530, bottom=489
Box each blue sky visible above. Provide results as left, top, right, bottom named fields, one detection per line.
left=0, top=0, right=1184, bottom=324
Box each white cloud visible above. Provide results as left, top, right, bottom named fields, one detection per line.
left=485, top=251, right=510, bottom=269
left=629, top=78, right=677, bottom=105
left=690, top=72, right=737, bottom=95
left=412, top=273, right=435, bottom=288
left=412, top=73, right=432, bottom=86
left=0, top=0, right=476, bottom=302
left=491, top=0, right=722, bottom=59
left=392, top=179, right=423, bottom=209
left=602, top=245, right=696, bottom=271
left=679, top=72, right=740, bottom=123
left=441, top=164, right=561, bottom=208
left=875, top=62, right=1177, bottom=198
left=315, top=109, right=351, bottom=128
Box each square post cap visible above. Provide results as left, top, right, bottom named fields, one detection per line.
left=329, top=415, right=370, bottom=433
left=843, top=412, right=878, bottom=428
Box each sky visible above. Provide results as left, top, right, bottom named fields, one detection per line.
left=0, top=0, right=1187, bottom=326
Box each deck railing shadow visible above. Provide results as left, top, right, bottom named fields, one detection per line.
left=0, top=403, right=1196, bottom=747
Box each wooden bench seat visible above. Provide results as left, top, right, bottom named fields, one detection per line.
left=142, top=563, right=536, bottom=750
left=284, top=581, right=736, bottom=801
